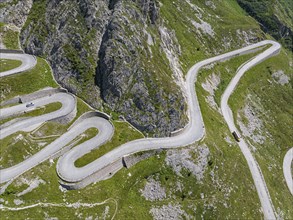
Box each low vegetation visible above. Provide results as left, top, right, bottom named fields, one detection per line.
left=22, top=0, right=48, bottom=45
left=0, top=0, right=292, bottom=219
left=237, top=0, right=293, bottom=50
left=0, top=57, right=58, bottom=101
left=198, top=45, right=292, bottom=218
left=0, top=59, right=22, bottom=72
left=0, top=22, right=20, bottom=49
left=229, top=48, right=293, bottom=218
left=159, top=0, right=263, bottom=73
left=75, top=121, right=144, bottom=167
left=1, top=50, right=269, bottom=220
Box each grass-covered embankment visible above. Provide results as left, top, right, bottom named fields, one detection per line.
left=0, top=48, right=268, bottom=220
left=0, top=22, right=20, bottom=49
left=229, top=48, right=293, bottom=218
left=0, top=57, right=58, bottom=101
left=0, top=59, right=22, bottom=72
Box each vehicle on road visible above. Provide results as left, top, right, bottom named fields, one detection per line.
left=232, top=131, right=241, bottom=142
left=26, top=102, right=34, bottom=107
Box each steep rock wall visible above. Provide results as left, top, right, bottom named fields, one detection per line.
left=19, top=0, right=187, bottom=137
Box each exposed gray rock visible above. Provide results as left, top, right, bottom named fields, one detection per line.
left=13, top=199, right=24, bottom=206
left=3, top=0, right=265, bottom=138
left=95, top=0, right=186, bottom=136
left=0, top=0, right=33, bottom=28
left=18, top=0, right=187, bottom=137
left=150, top=203, right=192, bottom=220
left=272, top=70, right=290, bottom=85
left=238, top=103, right=266, bottom=144
left=205, top=1, right=216, bottom=10
left=17, top=177, right=46, bottom=196
left=190, top=19, right=215, bottom=37
left=165, top=145, right=210, bottom=182
left=236, top=29, right=259, bottom=46
left=201, top=73, right=220, bottom=96
left=20, top=0, right=111, bottom=108
left=159, top=26, right=186, bottom=97
left=140, top=176, right=166, bottom=201
left=201, top=73, right=221, bottom=111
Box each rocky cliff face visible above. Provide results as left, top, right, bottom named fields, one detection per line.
left=0, top=0, right=33, bottom=29
left=237, top=0, right=293, bottom=51
left=2, top=0, right=270, bottom=136
left=18, top=0, right=188, bottom=137
left=20, top=0, right=111, bottom=109
left=95, top=0, right=187, bottom=135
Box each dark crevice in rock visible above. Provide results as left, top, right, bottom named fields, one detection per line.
left=108, top=0, right=120, bottom=10
left=95, top=22, right=112, bottom=95
left=133, top=0, right=159, bottom=24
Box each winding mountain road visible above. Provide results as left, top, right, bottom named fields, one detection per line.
left=0, top=40, right=286, bottom=219
left=220, top=41, right=280, bottom=220
left=0, top=53, right=36, bottom=77
left=0, top=92, right=76, bottom=139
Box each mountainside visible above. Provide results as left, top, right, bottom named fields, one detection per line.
left=1, top=0, right=292, bottom=138
left=7, top=0, right=269, bottom=136
left=237, top=0, right=293, bottom=51
left=0, top=0, right=292, bottom=219
left=19, top=0, right=188, bottom=137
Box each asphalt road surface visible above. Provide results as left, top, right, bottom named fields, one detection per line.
left=0, top=53, right=37, bottom=77
left=0, top=41, right=282, bottom=219
left=221, top=40, right=280, bottom=220
left=283, top=148, right=293, bottom=195
left=0, top=93, right=76, bottom=139
left=0, top=117, right=111, bottom=183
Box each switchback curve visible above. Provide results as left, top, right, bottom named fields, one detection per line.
left=0, top=40, right=282, bottom=219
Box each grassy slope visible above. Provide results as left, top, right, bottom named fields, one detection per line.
left=0, top=57, right=58, bottom=101
left=159, top=2, right=293, bottom=217
left=237, top=0, right=293, bottom=50
left=0, top=59, right=22, bottom=72
left=197, top=46, right=293, bottom=218
left=229, top=48, right=293, bottom=218
left=1, top=0, right=292, bottom=219
left=159, top=0, right=263, bottom=73
left=1, top=51, right=267, bottom=220
left=0, top=22, right=20, bottom=49
left=0, top=53, right=147, bottom=219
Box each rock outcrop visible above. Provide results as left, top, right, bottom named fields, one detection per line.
left=0, top=0, right=33, bottom=29
left=96, top=0, right=186, bottom=136
left=2, top=0, right=274, bottom=137
left=20, top=0, right=111, bottom=109
left=18, top=0, right=187, bottom=137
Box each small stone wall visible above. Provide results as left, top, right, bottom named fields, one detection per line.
left=170, top=123, right=189, bottom=137
left=122, top=149, right=163, bottom=168
left=0, top=87, right=67, bottom=106
left=59, top=149, right=164, bottom=190
left=0, top=49, right=24, bottom=54
left=59, top=159, right=124, bottom=190
left=68, top=111, right=111, bottom=130
left=49, top=106, right=76, bottom=125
